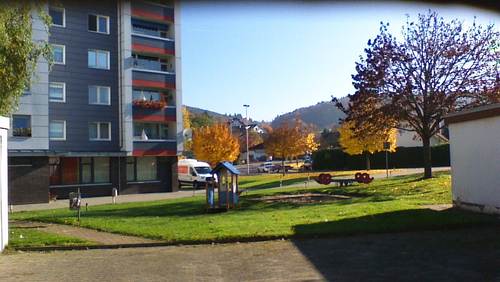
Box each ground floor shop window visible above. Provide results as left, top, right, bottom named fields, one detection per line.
left=126, top=156, right=158, bottom=182
left=49, top=157, right=110, bottom=185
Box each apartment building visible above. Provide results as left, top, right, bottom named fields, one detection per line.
left=8, top=0, right=182, bottom=204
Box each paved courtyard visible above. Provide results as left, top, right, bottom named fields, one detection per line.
left=1, top=226, right=498, bottom=282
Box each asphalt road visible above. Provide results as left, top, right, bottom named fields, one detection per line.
left=1, top=226, right=498, bottom=281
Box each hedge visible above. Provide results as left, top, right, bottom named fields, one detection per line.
left=312, top=144, right=450, bottom=171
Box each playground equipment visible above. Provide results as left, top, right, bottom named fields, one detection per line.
left=314, top=172, right=374, bottom=187
left=206, top=162, right=240, bottom=211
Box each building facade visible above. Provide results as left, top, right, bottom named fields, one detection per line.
left=8, top=0, right=182, bottom=204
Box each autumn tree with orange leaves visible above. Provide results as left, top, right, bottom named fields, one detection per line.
left=192, top=123, right=240, bottom=167
left=264, top=119, right=316, bottom=174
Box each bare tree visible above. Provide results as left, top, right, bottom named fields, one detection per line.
left=340, top=11, right=499, bottom=178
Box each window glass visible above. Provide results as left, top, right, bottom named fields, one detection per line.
left=89, top=123, right=98, bottom=139
left=99, top=87, right=110, bottom=104
left=133, top=123, right=168, bottom=140
left=49, top=121, right=65, bottom=139
left=49, top=157, right=61, bottom=185
left=88, top=14, right=97, bottom=31
left=88, top=51, right=96, bottom=67
left=99, top=123, right=110, bottom=139
left=136, top=157, right=157, bottom=181
left=12, top=115, right=31, bottom=137
left=81, top=157, right=92, bottom=184
left=88, top=50, right=109, bottom=69
left=88, top=86, right=98, bottom=104
left=49, top=82, right=65, bottom=101
left=97, top=52, right=108, bottom=68
left=126, top=157, right=135, bottom=182
left=49, top=7, right=64, bottom=26
left=94, top=157, right=110, bottom=183
left=53, top=45, right=64, bottom=64
left=98, top=16, right=108, bottom=33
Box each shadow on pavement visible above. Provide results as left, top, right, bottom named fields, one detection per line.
left=291, top=209, right=500, bottom=281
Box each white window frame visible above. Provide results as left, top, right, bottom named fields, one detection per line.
left=88, top=86, right=111, bottom=105
left=88, top=14, right=110, bottom=34
left=52, top=44, right=66, bottom=65
left=49, top=82, right=66, bottom=103
left=49, top=120, right=66, bottom=141
left=89, top=122, right=111, bottom=141
left=49, top=6, right=65, bottom=28
left=88, top=49, right=110, bottom=70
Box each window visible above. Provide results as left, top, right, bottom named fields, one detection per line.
left=133, top=122, right=168, bottom=140
left=89, top=86, right=110, bottom=105
left=50, top=157, right=110, bottom=185
left=81, top=157, right=92, bottom=184
left=49, top=82, right=66, bottom=102
left=50, top=120, right=66, bottom=140
left=22, top=84, right=30, bottom=96
left=12, top=115, right=31, bottom=137
left=49, top=6, right=65, bottom=27
left=88, top=49, right=109, bottom=69
left=133, top=89, right=168, bottom=102
left=94, top=158, right=110, bottom=182
left=52, top=44, right=65, bottom=64
left=127, top=157, right=158, bottom=182
left=89, top=122, right=111, bottom=141
left=88, top=14, right=109, bottom=34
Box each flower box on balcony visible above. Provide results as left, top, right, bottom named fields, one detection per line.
left=132, top=99, right=167, bottom=109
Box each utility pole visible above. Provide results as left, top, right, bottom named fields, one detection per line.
left=243, top=104, right=250, bottom=175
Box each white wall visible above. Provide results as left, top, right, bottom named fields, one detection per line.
left=174, top=0, right=183, bottom=155
left=0, top=117, right=9, bottom=252
left=396, top=129, right=446, bottom=147
left=449, top=115, right=500, bottom=214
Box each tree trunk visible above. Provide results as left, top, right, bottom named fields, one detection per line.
left=422, top=137, right=432, bottom=179
left=365, top=152, right=371, bottom=171
left=282, top=158, right=285, bottom=176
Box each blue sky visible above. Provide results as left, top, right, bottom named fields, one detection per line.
left=180, top=1, right=498, bottom=121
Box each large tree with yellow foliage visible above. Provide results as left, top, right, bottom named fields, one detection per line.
left=192, top=123, right=240, bottom=167
left=264, top=119, right=316, bottom=174
left=338, top=121, right=397, bottom=170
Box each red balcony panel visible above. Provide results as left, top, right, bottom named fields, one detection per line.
left=133, top=79, right=175, bottom=90
left=133, top=149, right=176, bottom=156
left=132, top=43, right=174, bottom=56
left=131, top=8, right=174, bottom=23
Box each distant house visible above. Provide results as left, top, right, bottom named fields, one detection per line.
left=240, top=143, right=267, bottom=162
left=445, top=103, right=500, bottom=214
left=396, top=129, right=448, bottom=148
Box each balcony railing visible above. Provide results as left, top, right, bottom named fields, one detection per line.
left=133, top=58, right=173, bottom=73
left=132, top=25, right=171, bottom=40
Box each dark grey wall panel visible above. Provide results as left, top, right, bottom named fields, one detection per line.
left=49, top=0, right=120, bottom=152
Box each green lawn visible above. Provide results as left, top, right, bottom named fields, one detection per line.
left=8, top=227, right=92, bottom=249
left=11, top=172, right=498, bottom=244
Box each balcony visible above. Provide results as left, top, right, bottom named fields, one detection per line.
left=133, top=105, right=176, bottom=122
left=132, top=35, right=175, bottom=56
left=131, top=2, right=174, bottom=23
left=132, top=70, right=175, bottom=90
left=133, top=58, right=173, bottom=73
left=133, top=140, right=177, bottom=156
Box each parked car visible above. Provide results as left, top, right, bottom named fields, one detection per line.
left=257, top=162, right=275, bottom=173
left=178, top=159, right=216, bottom=188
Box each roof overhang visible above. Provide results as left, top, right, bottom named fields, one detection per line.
left=444, top=103, right=500, bottom=125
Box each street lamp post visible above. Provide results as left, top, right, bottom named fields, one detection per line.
left=243, top=104, right=250, bottom=175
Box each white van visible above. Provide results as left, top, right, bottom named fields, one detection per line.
left=178, top=159, right=214, bottom=188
